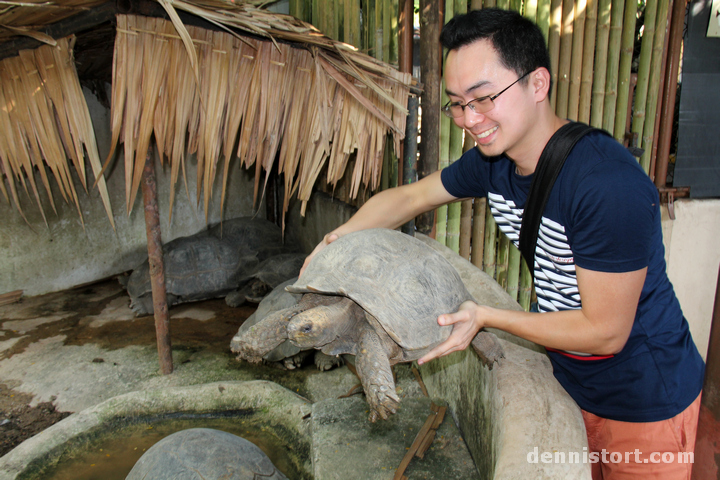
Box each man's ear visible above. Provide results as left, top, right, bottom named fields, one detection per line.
left=530, top=68, right=552, bottom=101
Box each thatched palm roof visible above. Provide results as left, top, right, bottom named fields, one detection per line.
left=0, top=0, right=417, bottom=229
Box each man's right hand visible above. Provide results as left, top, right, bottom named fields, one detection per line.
left=299, top=232, right=340, bottom=277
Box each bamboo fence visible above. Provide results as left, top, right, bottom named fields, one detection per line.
left=424, top=0, right=669, bottom=310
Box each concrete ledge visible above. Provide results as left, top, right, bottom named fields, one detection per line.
left=416, top=234, right=590, bottom=479
left=0, top=381, right=313, bottom=480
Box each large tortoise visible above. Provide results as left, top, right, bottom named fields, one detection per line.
left=124, top=216, right=296, bottom=316
left=232, top=228, right=504, bottom=422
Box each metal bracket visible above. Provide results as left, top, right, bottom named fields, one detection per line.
left=657, top=186, right=690, bottom=220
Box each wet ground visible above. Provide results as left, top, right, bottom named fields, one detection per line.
left=0, top=277, right=333, bottom=458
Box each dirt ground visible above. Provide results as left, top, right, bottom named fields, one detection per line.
left=0, top=387, right=69, bottom=457
left=0, top=277, right=259, bottom=457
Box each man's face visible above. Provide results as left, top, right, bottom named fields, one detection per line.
left=444, top=39, right=536, bottom=160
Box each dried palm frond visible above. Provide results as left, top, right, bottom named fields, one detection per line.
left=108, top=10, right=415, bottom=226
left=0, top=23, right=56, bottom=45
left=0, top=38, right=114, bottom=228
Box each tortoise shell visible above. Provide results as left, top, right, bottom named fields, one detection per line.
left=286, top=229, right=473, bottom=351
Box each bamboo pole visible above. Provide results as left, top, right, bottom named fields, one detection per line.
left=346, top=0, right=360, bottom=47
left=446, top=126, right=464, bottom=252
left=471, top=197, right=487, bottom=269
left=437, top=83, right=451, bottom=246
left=376, top=0, right=384, bottom=60
left=383, top=0, right=392, bottom=62
left=484, top=0, right=497, bottom=8
left=567, top=0, right=587, bottom=121
left=312, top=0, right=320, bottom=33
left=537, top=0, right=551, bottom=42
left=578, top=0, right=598, bottom=123
left=290, top=0, right=302, bottom=20
left=631, top=0, right=658, bottom=156
left=590, top=0, right=611, bottom=127
left=363, top=0, right=372, bottom=52
left=459, top=199, right=473, bottom=259
left=548, top=0, right=562, bottom=110
left=496, top=233, right=510, bottom=289
left=613, top=0, right=639, bottom=140
left=555, top=0, right=574, bottom=118
left=507, top=243, right=521, bottom=301
left=518, top=259, right=533, bottom=311
left=524, top=0, right=539, bottom=22
left=510, top=0, right=522, bottom=13
left=641, top=0, right=670, bottom=174
left=483, top=201, right=497, bottom=278
left=602, top=0, right=625, bottom=133
left=471, top=0, right=483, bottom=9
left=141, top=149, right=173, bottom=375
left=497, top=0, right=510, bottom=12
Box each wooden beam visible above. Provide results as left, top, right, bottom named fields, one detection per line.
left=0, top=1, right=117, bottom=61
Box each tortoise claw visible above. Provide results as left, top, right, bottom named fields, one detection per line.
left=471, top=331, right=505, bottom=370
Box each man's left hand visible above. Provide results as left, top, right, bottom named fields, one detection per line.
left=417, top=300, right=484, bottom=365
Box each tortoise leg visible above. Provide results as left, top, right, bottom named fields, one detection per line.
left=225, top=285, right=252, bottom=307
left=355, top=324, right=400, bottom=422
left=470, top=331, right=505, bottom=370
left=282, top=350, right=312, bottom=370
left=314, top=351, right=344, bottom=371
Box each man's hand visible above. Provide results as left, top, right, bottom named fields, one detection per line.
left=417, top=300, right=486, bottom=365
left=299, top=232, right=340, bottom=277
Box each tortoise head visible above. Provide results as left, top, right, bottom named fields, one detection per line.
left=287, top=296, right=359, bottom=349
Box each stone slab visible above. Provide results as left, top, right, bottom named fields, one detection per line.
left=312, top=395, right=479, bottom=480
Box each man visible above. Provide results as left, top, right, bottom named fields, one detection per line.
left=303, top=9, right=704, bottom=479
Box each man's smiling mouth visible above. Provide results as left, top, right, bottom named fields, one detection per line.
left=476, top=125, right=498, bottom=139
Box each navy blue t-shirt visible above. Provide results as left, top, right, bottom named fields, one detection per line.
left=441, top=130, right=704, bottom=422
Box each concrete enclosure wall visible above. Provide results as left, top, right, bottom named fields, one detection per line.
left=663, top=199, right=720, bottom=361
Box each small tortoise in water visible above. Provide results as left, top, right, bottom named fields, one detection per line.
left=126, top=428, right=287, bottom=480
left=232, top=228, right=504, bottom=422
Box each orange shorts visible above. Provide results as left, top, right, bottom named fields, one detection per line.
left=582, top=392, right=701, bottom=480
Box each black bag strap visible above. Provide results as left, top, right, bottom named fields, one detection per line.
left=518, top=121, right=608, bottom=279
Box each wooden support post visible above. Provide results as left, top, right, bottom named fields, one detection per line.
left=691, top=264, right=720, bottom=479
left=402, top=94, right=419, bottom=236
left=141, top=150, right=173, bottom=375
left=398, top=0, right=414, bottom=186
left=416, top=0, right=442, bottom=236
left=654, top=0, right=686, bottom=188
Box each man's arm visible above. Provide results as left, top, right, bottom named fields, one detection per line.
left=301, top=171, right=460, bottom=274
left=418, top=265, right=646, bottom=364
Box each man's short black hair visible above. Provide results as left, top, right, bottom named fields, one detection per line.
left=440, top=8, right=552, bottom=90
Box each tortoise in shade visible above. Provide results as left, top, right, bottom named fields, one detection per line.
left=123, top=216, right=297, bottom=316
left=232, top=228, right=504, bottom=422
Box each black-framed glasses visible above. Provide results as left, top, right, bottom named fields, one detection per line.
left=442, top=71, right=532, bottom=118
